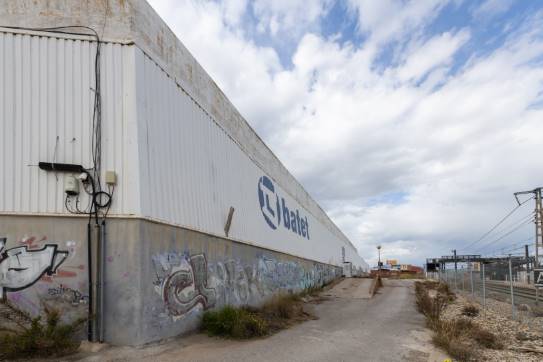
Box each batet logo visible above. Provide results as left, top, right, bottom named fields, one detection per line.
left=258, top=176, right=310, bottom=239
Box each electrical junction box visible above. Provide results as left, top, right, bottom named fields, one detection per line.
left=64, top=175, right=80, bottom=195
left=105, top=170, right=117, bottom=185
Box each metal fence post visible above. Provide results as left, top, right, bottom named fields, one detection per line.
left=509, top=255, right=515, bottom=320
left=470, top=262, right=474, bottom=298
left=482, top=263, right=486, bottom=318
left=462, top=266, right=465, bottom=291
left=454, top=265, right=457, bottom=291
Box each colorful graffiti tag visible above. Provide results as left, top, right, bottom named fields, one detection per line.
left=0, top=237, right=69, bottom=298
left=152, top=251, right=340, bottom=319
left=153, top=253, right=217, bottom=318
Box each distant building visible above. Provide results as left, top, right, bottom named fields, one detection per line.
left=370, top=260, right=423, bottom=277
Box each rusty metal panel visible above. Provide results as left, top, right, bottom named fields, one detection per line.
left=0, top=30, right=139, bottom=216
left=135, top=50, right=367, bottom=270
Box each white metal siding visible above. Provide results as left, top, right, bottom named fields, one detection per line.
left=0, top=31, right=139, bottom=216
left=135, top=50, right=367, bottom=269
left=0, top=29, right=366, bottom=269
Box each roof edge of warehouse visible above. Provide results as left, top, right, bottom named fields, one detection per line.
left=0, top=0, right=359, bottom=252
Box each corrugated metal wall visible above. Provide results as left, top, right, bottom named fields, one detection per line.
left=0, top=30, right=139, bottom=215
left=0, top=29, right=366, bottom=269
left=135, top=50, right=367, bottom=268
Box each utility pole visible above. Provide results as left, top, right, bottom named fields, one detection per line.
left=377, top=245, right=382, bottom=276
left=537, top=189, right=543, bottom=269
left=525, top=244, right=530, bottom=284
left=514, top=188, right=543, bottom=269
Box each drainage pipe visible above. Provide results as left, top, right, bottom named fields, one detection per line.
left=87, top=222, right=93, bottom=341
left=99, top=220, right=106, bottom=342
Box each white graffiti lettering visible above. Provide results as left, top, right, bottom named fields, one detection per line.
left=0, top=237, right=69, bottom=298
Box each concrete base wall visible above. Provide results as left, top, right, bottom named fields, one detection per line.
left=0, top=215, right=341, bottom=346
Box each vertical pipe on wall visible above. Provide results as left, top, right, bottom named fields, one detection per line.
left=87, top=222, right=93, bottom=341
left=99, top=220, right=106, bottom=343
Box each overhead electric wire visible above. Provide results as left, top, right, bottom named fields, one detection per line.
left=475, top=212, right=535, bottom=252
left=474, top=213, right=535, bottom=253
left=481, top=210, right=535, bottom=243
left=490, top=241, right=534, bottom=256
left=460, top=196, right=534, bottom=252
left=487, top=236, right=534, bottom=256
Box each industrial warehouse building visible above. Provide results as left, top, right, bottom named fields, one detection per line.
left=0, top=0, right=368, bottom=345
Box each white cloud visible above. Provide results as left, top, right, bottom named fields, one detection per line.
left=347, top=0, right=451, bottom=44
left=147, top=0, right=543, bottom=266
left=472, top=0, right=514, bottom=19
left=252, top=0, right=333, bottom=37
left=222, top=0, right=248, bottom=27
left=396, top=29, right=470, bottom=82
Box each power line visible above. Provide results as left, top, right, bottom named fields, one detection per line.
left=487, top=236, right=534, bottom=256
left=490, top=240, right=534, bottom=256
left=460, top=196, right=533, bottom=252
left=474, top=215, right=535, bottom=253
left=481, top=210, right=535, bottom=245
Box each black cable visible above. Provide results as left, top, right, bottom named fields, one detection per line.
left=477, top=210, right=536, bottom=249
left=460, top=197, right=534, bottom=252
left=487, top=236, right=534, bottom=256
left=1, top=26, right=110, bottom=343
left=474, top=215, right=535, bottom=253
left=3, top=25, right=105, bottom=214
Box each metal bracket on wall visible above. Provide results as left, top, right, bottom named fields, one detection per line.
left=224, top=207, right=235, bottom=237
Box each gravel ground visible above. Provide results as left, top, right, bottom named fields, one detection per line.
left=442, top=292, right=543, bottom=361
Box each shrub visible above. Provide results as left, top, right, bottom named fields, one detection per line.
left=202, top=306, right=268, bottom=339
left=414, top=282, right=500, bottom=361
left=201, top=290, right=318, bottom=339
left=462, top=304, right=479, bottom=317
left=446, top=340, right=478, bottom=362
left=414, top=282, right=448, bottom=324
left=0, top=302, right=86, bottom=360
left=260, top=295, right=299, bottom=320
left=531, top=305, right=543, bottom=317
left=431, top=319, right=479, bottom=361
left=470, top=326, right=502, bottom=349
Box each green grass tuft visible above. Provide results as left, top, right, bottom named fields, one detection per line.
left=202, top=306, right=268, bottom=339
left=201, top=287, right=322, bottom=339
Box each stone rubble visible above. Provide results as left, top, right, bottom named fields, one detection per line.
left=441, top=292, right=543, bottom=361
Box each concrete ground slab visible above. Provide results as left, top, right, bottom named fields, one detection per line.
left=56, top=279, right=448, bottom=362
left=323, top=277, right=374, bottom=299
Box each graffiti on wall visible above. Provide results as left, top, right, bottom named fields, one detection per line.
left=47, top=284, right=89, bottom=305
left=153, top=253, right=217, bottom=318
left=152, top=251, right=340, bottom=320
left=0, top=237, right=69, bottom=299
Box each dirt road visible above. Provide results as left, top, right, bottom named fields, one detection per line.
left=69, top=279, right=447, bottom=362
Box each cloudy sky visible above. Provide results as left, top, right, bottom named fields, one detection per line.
left=147, top=0, right=543, bottom=266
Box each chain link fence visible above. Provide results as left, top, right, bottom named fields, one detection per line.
left=428, top=259, right=542, bottom=319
